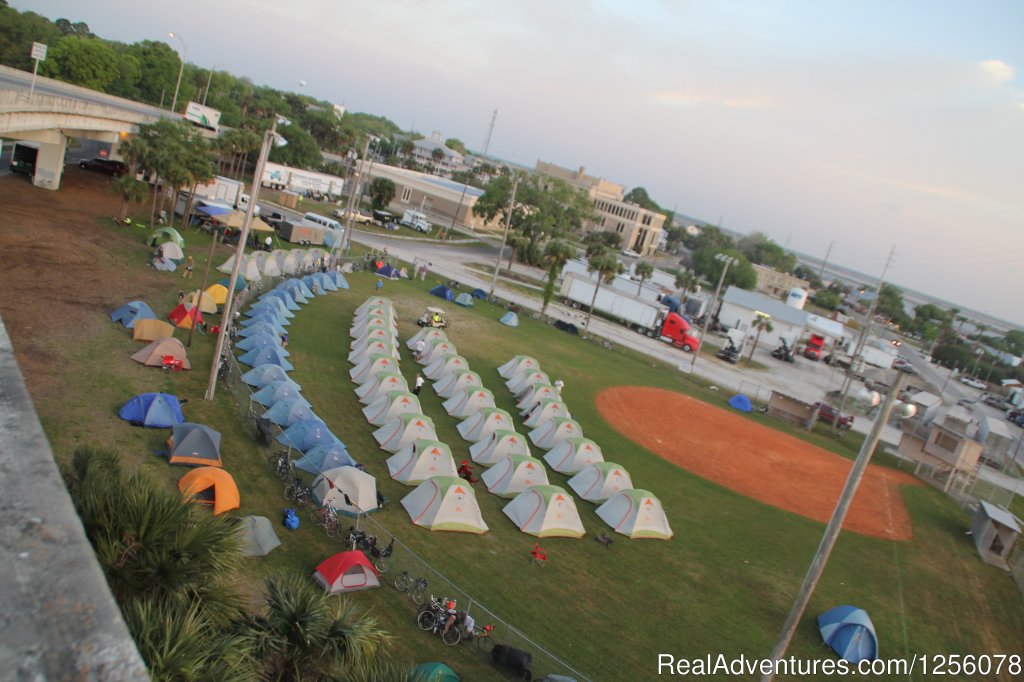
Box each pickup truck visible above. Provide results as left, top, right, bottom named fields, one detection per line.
left=263, top=211, right=292, bottom=231
left=333, top=207, right=372, bottom=224
left=813, top=402, right=854, bottom=430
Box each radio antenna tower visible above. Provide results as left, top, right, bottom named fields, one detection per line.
left=481, top=109, right=498, bottom=157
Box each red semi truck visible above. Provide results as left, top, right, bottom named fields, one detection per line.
left=559, top=274, right=701, bottom=351
left=803, top=334, right=826, bottom=360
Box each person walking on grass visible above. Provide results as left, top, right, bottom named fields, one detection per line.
left=182, top=255, right=194, bottom=279
left=376, top=278, right=384, bottom=292
left=413, top=372, right=425, bottom=396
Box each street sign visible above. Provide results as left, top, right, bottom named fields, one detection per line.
left=31, top=42, right=47, bottom=61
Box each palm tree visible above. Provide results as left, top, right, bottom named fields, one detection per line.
left=430, top=147, right=445, bottom=175
left=634, top=261, right=654, bottom=295
left=115, top=135, right=151, bottom=221
left=540, top=239, right=575, bottom=317
left=746, top=312, right=774, bottom=363
left=675, top=269, right=700, bottom=297
left=251, top=574, right=401, bottom=681
left=583, top=250, right=623, bottom=334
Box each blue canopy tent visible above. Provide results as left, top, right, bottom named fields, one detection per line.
left=471, top=288, right=488, bottom=300
left=294, top=443, right=357, bottom=475
left=236, top=333, right=291, bottom=355
left=276, top=418, right=340, bottom=452
left=728, top=394, right=753, bottom=412
left=430, top=285, right=455, bottom=301
left=376, top=264, right=399, bottom=279
left=499, top=311, right=519, bottom=327
left=251, top=379, right=305, bottom=407
left=239, top=346, right=295, bottom=371
left=118, top=393, right=185, bottom=428
left=454, top=292, right=475, bottom=307
left=110, top=301, right=156, bottom=329
left=241, top=363, right=291, bottom=387
left=818, top=606, right=878, bottom=663
left=263, top=397, right=317, bottom=427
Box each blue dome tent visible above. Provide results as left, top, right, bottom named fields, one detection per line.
left=110, top=301, right=156, bottom=329
left=471, top=288, right=488, bottom=300
left=236, top=333, right=291, bottom=355
left=327, top=271, right=349, bottom=289
left=818, top=605, right=878, bottom=663
left=251, top=379, right=305, bottom=407
left=218, top=275, right=247, bottom=292
left=276, top=418, right=341, bottom=452
left=294, top=443, right=357, bottom=475
left=376, top=264, right=400, bottom=279
left=499, top=311, right=519, bottom=327
left=119, top=393, right=185, bottom=428
left=429, top=285, right=455, bottom=301
left=728, top=394, right=753, bottom=412
left=241, top=363, right=291, bottom=387
left=239, top=346, right=294, bottom=371
left=263, top=397, right=317, bottom=427
left=454, top=292, right=475, bottom=307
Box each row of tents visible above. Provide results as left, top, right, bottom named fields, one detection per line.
left=218, top=246, right=340, bottom=283
left=496, top=355, right=673, bottom=540
left=428, top=284, right=487, bottom=309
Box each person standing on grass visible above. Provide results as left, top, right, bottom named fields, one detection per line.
left=414, top=339, right=427, bottom=363
left=182, top=255, right=194, bottom=279
left=413, top=372, right=425, bottom=396
left=376, top=278, right=384, bottom=292
left=554, top=378, right=565, bottom=398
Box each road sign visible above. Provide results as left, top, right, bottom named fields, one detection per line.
left=31, top=42, right=47, bottom=61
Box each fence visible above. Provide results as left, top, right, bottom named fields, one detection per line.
left=1011, top=548, right=1024, bottom=599
left=214, top=269, right=592, bottom=682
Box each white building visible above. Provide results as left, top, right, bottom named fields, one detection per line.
left=412, top=132, right=465, bottom=177
left=717, top=286, right=810, bottom=350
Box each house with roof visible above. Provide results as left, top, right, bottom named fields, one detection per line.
left=411, top=132, right=465, bottom=177
left=716, top=286, right=810, bottom=350
left=363, top=163, right=493, bottom=231
left=897, top=408, right=984, bottom=493
left=969, top=501, right=1022, bottom=570
left=976, top=415, right=1018, bottom=470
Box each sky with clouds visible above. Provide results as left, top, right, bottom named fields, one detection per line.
left=18, top=0, right=1024, bottom=326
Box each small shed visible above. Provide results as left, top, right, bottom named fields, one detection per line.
left=970, top=501, right=1022, bottom=570
left=767, top=391, right=816, bottom=429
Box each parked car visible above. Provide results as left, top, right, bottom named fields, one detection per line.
left=813, top=402, right=854, bottom=429
left=333, top=207, right=372, bottom=224
left=893, top=359, right=918, bottom=375
left=960, top=376, right=987, bottom=390
left=981, top=393, right=1011, bottom=410
left=553, top=319, right=579, bottom=335
left=79, top=157, right=127, bottom=176
left=1006, top=410, right=1024, bottom=427
left=957, top=398, right=977, bottom=411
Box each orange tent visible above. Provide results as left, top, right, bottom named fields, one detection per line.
left=133, top=318, right=176, bottom=342
left=178, top=467, right=239, bottom=515
left=168, top=303, right=203, bottom=329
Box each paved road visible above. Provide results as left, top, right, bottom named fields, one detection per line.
left=0, top=66, right=175, bottom=120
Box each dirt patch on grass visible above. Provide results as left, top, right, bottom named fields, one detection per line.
left=596, top=386, right=919, bottom=540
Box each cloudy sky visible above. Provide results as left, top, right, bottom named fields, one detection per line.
left=20, top=1, right=1024, bottom=325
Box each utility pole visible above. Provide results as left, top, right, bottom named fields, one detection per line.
left=341, top=136, right=372, bottom=256
left=488, top=177, right=519, bottom=299
left=832, top=245, right=896, bottom=433
left=688, top=254, right=737, bottom=373
left=187, top=232, right=220, bottom=348
left=761, top=374, right=908, bottom=681
left=818, top=241, right=833, bottom=280
left=205, top=118, right=280, bottom=400
left=482, top=109, right=498, bottom=157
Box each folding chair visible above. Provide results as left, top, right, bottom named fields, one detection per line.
left=530, top=542, right=548, bottom=568
left=161, top=355, right=184, bottom=372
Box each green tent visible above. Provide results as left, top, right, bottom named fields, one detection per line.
left=147, top=226, right=185, bottom=249
left=409, top=662, right=460, bottom=682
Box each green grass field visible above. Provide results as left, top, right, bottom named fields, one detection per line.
left=36, top=223, right=1024, bottom=681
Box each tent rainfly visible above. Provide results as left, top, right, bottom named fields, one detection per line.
left=242, top=363, right=291, bottom=388
left=262, top=397, right=317, bottom=427
left=596, top=489, right=673, bottom=539
left=544, top=437, right=605, bottom=474
left=442, top=388, right=496, bottom=418
left=277, top=418, right=338, bottom=453
left=567, top=462, right=632, bottom=501
left=457, top=408, right=514, bottom=442
left=499, top=311, right=519, bottom=327
left=428, top=285, right=455, bottom=301
left=132, top=318, right=176, bottom=342
left=517, top=384, right=559, bottom=414
left=468, top=429, right=532, bottom=465
left=401, top=476, right=488, bottom=533
left=423, top=354, right=471, bottom=382
left=293, top=444, right=356, bottom=475
left=454, top=292, right=474, bottom=307
left=252, top=379, right=305, bottom=407
left=373, top=414, right=438, bottom=453
left=239, top=346, right=294, bottom=371
left=111, top=300, right=156, bottom=329
left=311, top=466, right=378, bottom=515
left=350, top=327, right=391, bottom=350
left=119, top=393, right=184, bottom=428
left=362, top=391, right=422, bottom=426
left=497, top=355, right=541, bottom=379
left=313, top=551, right=381, bottom=594
left=502, top=485, right=585, bottom=538
left=386, top=439, right=459, bottom=485
left=419, top=340, right=459, bottom=366
left=356, top=373, right=409, bottom=405
left=481, top=455, right=549, bottom=498
left=522, top=399, right=571, bottom=428
left=506, top=370, right=551, bottom=398
left=178, top=467, right=240, bottom=515
left=238, top=515, right=281, bottom=556
left=168, top=303, right=203, bottom=329
left=348, top=339, right=399, bottom=365
left=187, top=290, right=218, bottom=314
left=528, top=418, right=584, bottom=450
left=167, top=423, right=222, bottom=467
left=130, top=337, right=191, bottom=369
left=349, top=353, right=399, bottom=384
left=405, top=327, right=447, bottom=350
left=236, top=332, right=291, bottom=354
left=434, top=370, right=483, bottom=399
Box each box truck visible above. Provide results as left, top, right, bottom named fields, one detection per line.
left=183, top=102, right=221, bottom=132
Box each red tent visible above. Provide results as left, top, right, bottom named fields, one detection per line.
left=312, top=550, right=380, bottom=594
left=168, top=303, right=203, bottom=329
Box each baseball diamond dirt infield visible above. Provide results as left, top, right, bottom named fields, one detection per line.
left=596, top=386, right=920, bottom=540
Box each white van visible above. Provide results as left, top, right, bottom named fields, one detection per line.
left=302, top=212, right=343, bottom=231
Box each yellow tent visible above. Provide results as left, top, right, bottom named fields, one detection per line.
left=187, top=290, right=218, bottom=314
left=204, top=283, right=229, bottom=306
left=133, top=318, right=176, bottom=342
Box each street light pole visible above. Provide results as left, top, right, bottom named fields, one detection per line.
left=202, top=64, right=220, bottom=106
left=168, top=32, right=188, bottom=113
left=341, top=136, right=371, bottom=256
left=761, top=374, right=910, bottom=681
left=488, top=177, right=519, bottom=300
left=688, top=254, right=736, bottom=372
left=204, top=118, right=280, bottom=401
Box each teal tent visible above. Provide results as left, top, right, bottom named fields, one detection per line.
left=454, top=292, right=474, bottom=307
left=409, top=662, right=460, bottom=682
left=818, top=605, right=878, bottom=663
left=218, top=276, right=247, bottom=292
left=147, top=226, right=184, bottom=248
left=499, top=311, right=519, bottom=327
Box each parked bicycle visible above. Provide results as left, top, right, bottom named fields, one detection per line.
left=470, top=623, right=497, bottom=653
left=368, top=537, right=394, bottom=573
left=393, top=570, right=428, bottom=604
left=309, top=505, right=341, bottom=537
left=283, top=477, right=311, bottom=508
left=416, top=596, right=463, bottom=645
left=267, top=449, right=294, bottom=480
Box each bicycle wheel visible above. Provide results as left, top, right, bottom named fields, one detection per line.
left=476, top=635, right=495, bottom=654
left=309, top=507, right=325, bottom=524
left=374, top=555, right=392, bottom=574
left=410, top=583, right=427, bottom=605
left=416, top=610, right=436, bottom=632
left=394, top=573, right=410, bottom=593
left=324, top=518, right=340, bottom=538
left=441, top=626, right=461, bottom=646
left=267, top=453, right=280, bottom=470
left=283, top=483, right=297, bottom=501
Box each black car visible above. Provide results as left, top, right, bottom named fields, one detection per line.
left=553, top=319, right=579, bottom=335
left=79, top=157, right=127, bottom=176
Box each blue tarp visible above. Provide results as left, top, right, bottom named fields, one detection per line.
left=728, top=394, right=753, bottom=412
left=110, top=301, right=156, bottom=329
left=499, top=311, right=519, bottom=327
left=241, top=363, right=291, bottom=387
left=471, top=288, right=488, bottom=300
left=276, top=418, right=339, bottom=452
left=263, top=397, right=317, bottom=427
left=818, top=606, right=878, bottom=663
left=376, top=264, right=399, bottom=279
left=251, top=379, right=305, bottom=407
left=239, top=346, right=294, bottom=371
left=430, top=285, right=455, bottom=301
left=454, top=292, right=474, bottom=307
left=118, top=393, right=185, bottom=428
left=294, top=443, right=357, bottom=475
left=195, top=204, right=232, bottom=216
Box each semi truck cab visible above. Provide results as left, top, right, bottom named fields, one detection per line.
left=659, top=312, right=701, bottom=352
